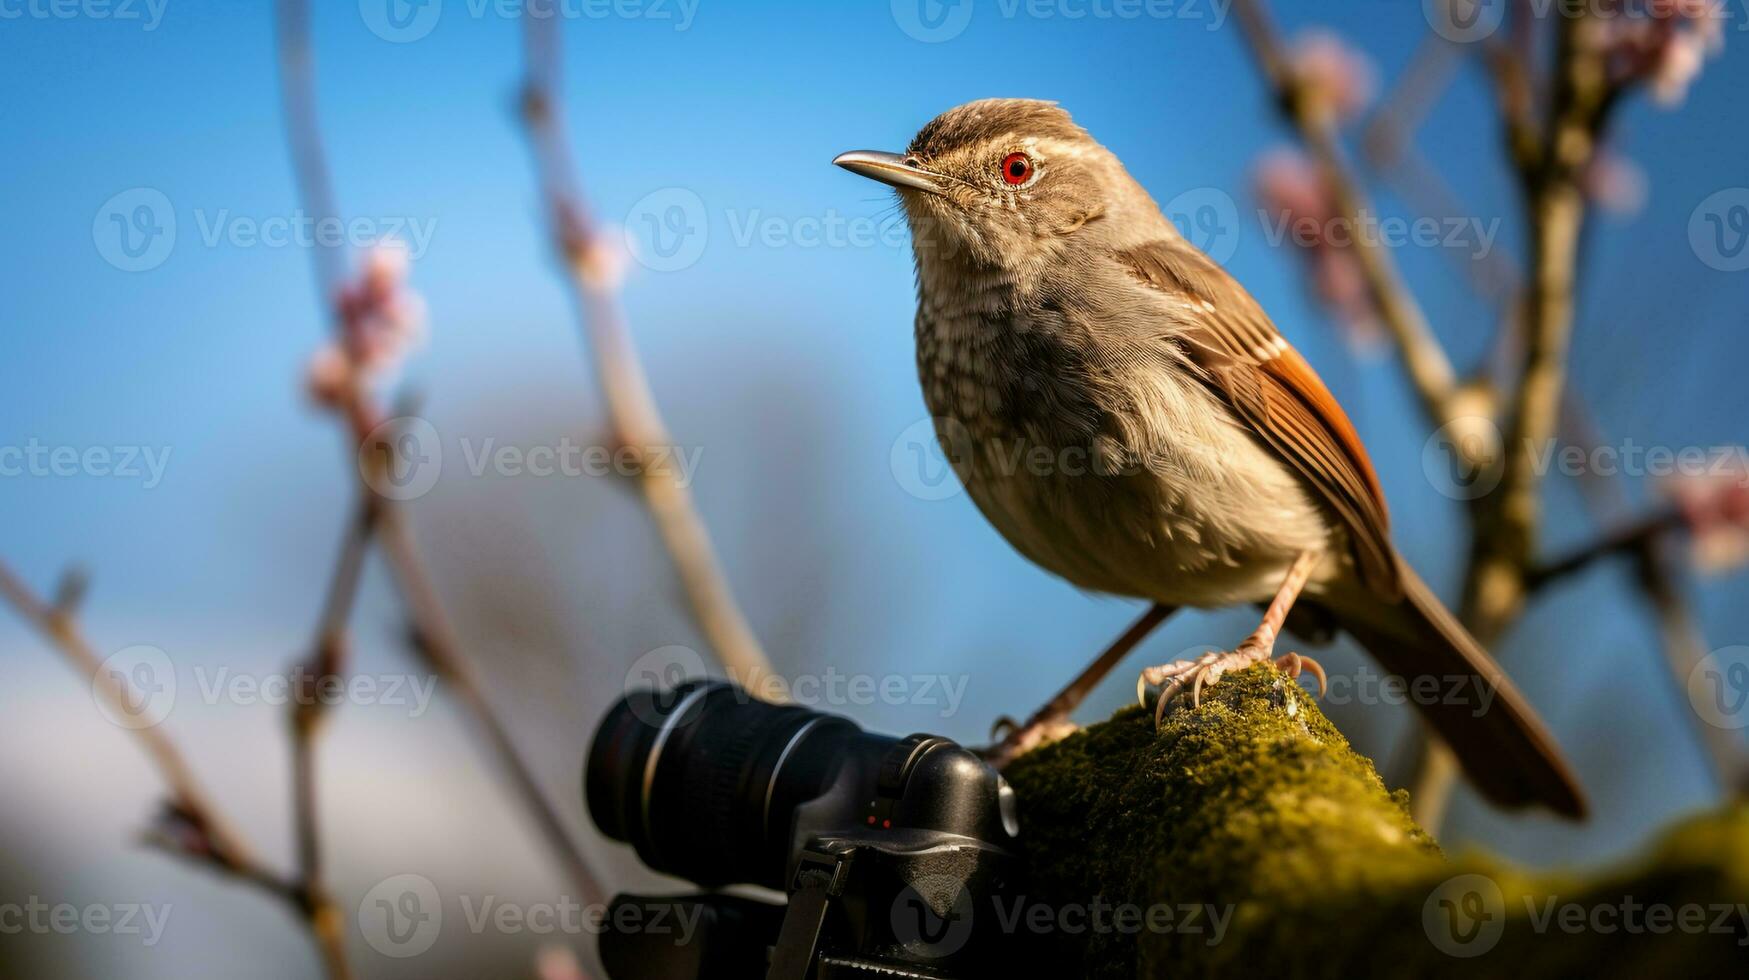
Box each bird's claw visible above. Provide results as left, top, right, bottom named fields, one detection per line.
left=1137, top=645, right=1259, bottom=725
left=1273, top=651, right=1328, bottom=698
left=1137, top=641, right=1325, bottom=726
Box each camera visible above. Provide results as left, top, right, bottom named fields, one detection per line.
left=586, top=679, right=1026, bottom=979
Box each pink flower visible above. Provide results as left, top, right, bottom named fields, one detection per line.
left=338, top=241, right=426, bottom=369
left=1580, top=151, right=1648, bottom=216
left=1290, top=30, right=1377, bottom=124
left=305, top=241, right=426, bottom=408
left=1255, top=148, right=1332, bottom=224
left=1598, top=0, right=1725, bottom=106
left=1649, top=26, right=1717, bottom=106
left=1661, top=452, right=1749, bottom=575
left=574, top=229, right=627, bottom=291
left=1253, top=149, right=1382, bottom=349
left=303, top=343, right=354, bottom=408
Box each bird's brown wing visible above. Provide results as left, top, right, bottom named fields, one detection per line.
left=1118, top=238, right=1401, bottom=598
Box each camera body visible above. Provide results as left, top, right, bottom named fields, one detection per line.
left=586, top=680, right=1026, bottom=979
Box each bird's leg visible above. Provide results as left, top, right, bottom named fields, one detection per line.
left=1136, top=551, right=1327, bottom=724
left=986, top=603, right=1177, bottom=769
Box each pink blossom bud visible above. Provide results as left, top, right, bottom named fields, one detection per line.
left=1662, top=454, right=1749, bottom=575
left=1290, top=30, right=1377, bottom=124
left=304, top=343, right=354, bottom=408
left=1581, top=152, right=1648, bottom=216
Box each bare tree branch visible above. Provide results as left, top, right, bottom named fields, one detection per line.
left=1413, top=10, right=1624, bottom=828
left=1361, top=38, right=1520, bottom=314
left=0, top=560, right=348, bottom=973
left=288, top=491, right=382, bottom=980
left=514, top=11, right=777, bottom=694
left=1232, top=0, right=1466, bottom=432
left=1464, top=11, right=1623, bottom=629
left=1632, top=541, right=1749, bottom=797
left=1366, top=20, right=1735, bottom=803
left=1237, top=1, right=1726, bottom=831
left=272, top=0, right=609, bottom=915
left=377, top=504, right=607, bottom=908
left=1524, top=507, right=1685, bottom=592
left=273, top=0, right=345, bottom=305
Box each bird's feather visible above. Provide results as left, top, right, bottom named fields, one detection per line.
left=1117, top=238, right=1401, bottom=599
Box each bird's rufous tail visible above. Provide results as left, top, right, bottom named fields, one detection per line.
left=1318, top=558, right=1587, bottom=820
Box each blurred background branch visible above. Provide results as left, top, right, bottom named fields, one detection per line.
left=1234, top=0, right=1468, bottom=433
left=275, top=0, right=608, bottom=932
left=0, top=561, right=345, bottom=973
left=1235, top=0, right=1740, bottom=830
left=514, top=12, right=776, bottom=695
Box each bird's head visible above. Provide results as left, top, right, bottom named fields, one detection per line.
left=834, top=99, right=1163, bottom=278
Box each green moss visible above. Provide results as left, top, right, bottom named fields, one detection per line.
left=1004, top=665, right=1749, bottom=978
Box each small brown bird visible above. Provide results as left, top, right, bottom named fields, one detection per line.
left=836, top=99, right=1585, bottom=818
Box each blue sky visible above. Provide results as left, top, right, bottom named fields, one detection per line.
left=4, top=4, right=1749, bottom=971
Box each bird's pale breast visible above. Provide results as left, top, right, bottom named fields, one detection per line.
left=914, top=285, right=1333, bottom=608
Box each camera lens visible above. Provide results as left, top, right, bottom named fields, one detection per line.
left=586, top=681, right=864, bottom=889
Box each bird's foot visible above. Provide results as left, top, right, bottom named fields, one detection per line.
left=1136, top=641, right=1327, bottom=725
left=985, top=711, right=1078, bottom=770
left=1136, top=643, right=1269, bottom=724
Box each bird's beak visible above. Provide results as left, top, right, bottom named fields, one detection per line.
left=832, top=150, right=947, bottom=196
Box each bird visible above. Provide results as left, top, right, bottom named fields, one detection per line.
left=834, top=98, right=1585, bottom=818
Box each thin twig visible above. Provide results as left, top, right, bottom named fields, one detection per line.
left=1463, top=9, right=1620, bottom=637
left=1412, top=10, right=1620, bottom=828
left=1481, top=33, right=1543, bottom=178
left=515, top=12, right=777, bottom=693
left=1632, top=541, right=1749, bottom=797
left=377, top=505, right=607, bottom=909
left=272, top=0, right=608, bottom=920
left=1232, top=0, right=1464, bottom=432
left=0, top=562, right=255, bottom=863
left=1361, top=32, right=1460, bottom=172
left=1229, top=0, right=1727, bottom=830
left=1360, top=39, right=1520, bottom=314
left=0, top=562, right=324, bottom=930
left=288, top=491, right=382, bottom=980
left=273, top=0, right=344, bottom=304
left=1524, top=507, right=1685, bottom=592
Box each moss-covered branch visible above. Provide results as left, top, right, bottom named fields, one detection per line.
left=1004, top=666, right=1749, bottom=977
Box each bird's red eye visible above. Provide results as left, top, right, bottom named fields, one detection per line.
left=1000, top=152, right=1033, bottom=185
